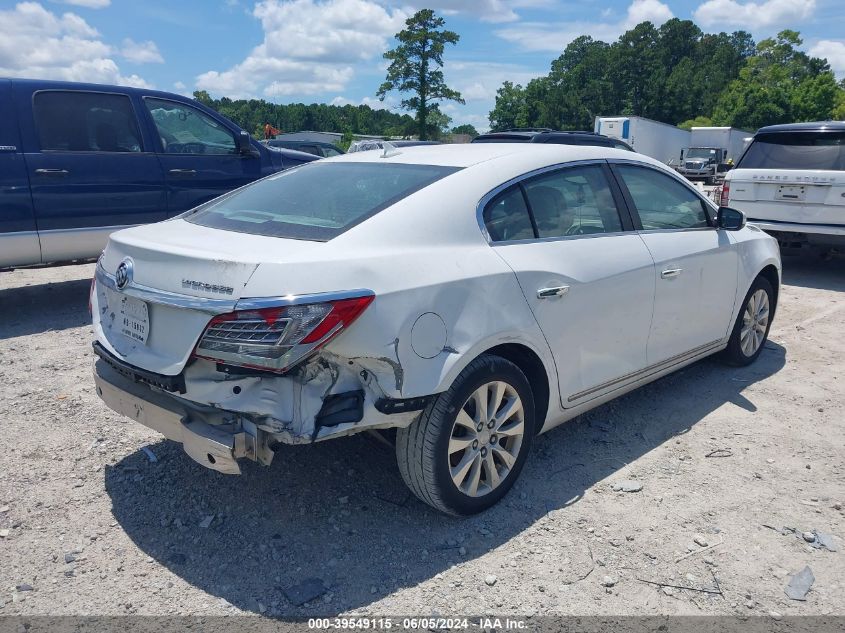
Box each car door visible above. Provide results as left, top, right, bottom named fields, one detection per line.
left=0, top=79, right=40, bottom=267
left=20, top=88, right=166, bottom=264
left=482, top=161, right=656, bottom=406
left=142, top=97, right=263, bottom=216
left=611, top=162, right=739, bottom=365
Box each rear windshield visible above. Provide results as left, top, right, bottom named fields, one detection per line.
left=186, top=162, right=460, bottom=241
left=738, top=131, right=845, bottom=170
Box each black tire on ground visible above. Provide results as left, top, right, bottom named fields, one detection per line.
left=395, top=354, right=536, bottom=515
left=722, top=275, right=775, bottom=366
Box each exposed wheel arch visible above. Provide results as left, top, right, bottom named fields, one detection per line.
left=757, top=264, right=780, bottom=319
left=482, top=343, right=551, bottom=434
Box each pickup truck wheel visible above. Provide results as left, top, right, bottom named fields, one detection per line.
left=722, top=276, right=774, bottom=366
left=396, top=355, right=535, bottom=515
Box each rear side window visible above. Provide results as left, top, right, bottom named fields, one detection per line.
left=738, top=132, right=845, bottom=170
left=33, top=91, right=142, bottom=152
left=145, top=98, right=236, bottom=155
left=616, top=165, right=710, bottom=230
left=483, top=186, right=535, bottom=241
left=187, top=162, right=460, bottom=241
left=522, top=165, right=623, bottom=237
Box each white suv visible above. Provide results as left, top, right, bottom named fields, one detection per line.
left=722, top=122, right=845, bottom=252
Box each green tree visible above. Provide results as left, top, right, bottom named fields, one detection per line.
left=712, top=30, right=840, bottom=129
left=451, top=123, right=479, bottom=137
left=377, top=9, right=464, bottom=140
left=488, top=81, right=528, bottom=131
left=678, top=115, right=714, bottom=129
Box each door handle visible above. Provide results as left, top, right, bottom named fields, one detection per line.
left=661, top=268, right=683, bottom=279
left=537, top=285, right=570, bottom=299
left=168, top=169, right=197, bottom=176
left=34, top=168, right=69, bottom=177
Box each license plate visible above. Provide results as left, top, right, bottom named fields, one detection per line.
left=107, top=289, right=150, bottom=345
left=776, top=184, right=805, bottom=201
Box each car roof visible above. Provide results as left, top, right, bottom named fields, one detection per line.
left=755, top=121, right=845, bottom=134
left=324, top=141, right=645, bottom=168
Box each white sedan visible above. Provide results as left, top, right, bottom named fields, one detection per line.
left=91, top=143, right=781, bottom=515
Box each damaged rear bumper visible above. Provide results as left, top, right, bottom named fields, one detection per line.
left=94, top=361, right=262, bottom=474
left=93, top=353, right=429, bottom=475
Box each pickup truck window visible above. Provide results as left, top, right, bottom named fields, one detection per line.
left=33, top=91, right=142, bottom=153
left=145, top=98, right=236, bottom=155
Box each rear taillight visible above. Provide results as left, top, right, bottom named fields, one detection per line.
left=720, top=181, right=730, bottom=207
left=194, top=294, right=374, bottom=373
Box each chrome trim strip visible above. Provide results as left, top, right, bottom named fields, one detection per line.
left=39, top=224, right=134, bottom=235
left=235, top=289, right=375, bottom=311
left=96, top=261, right=375, bottom=315
left=567, top=338, right=724, bottom=403
left=96, top=262, right=235, bottom=314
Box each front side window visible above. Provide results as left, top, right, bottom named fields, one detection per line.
left=33, top=91, right=142, bottom=153
left=738, top=131, right=845, bottom=170
left=483, top=186, right=535, bottom=242
left=522, top=165, right=623, bottom=238
left=616, top=165, right=710, bottom=230
left=145, top=98, right=236, bottom=155
left=187, top=162, right=459, bottom=241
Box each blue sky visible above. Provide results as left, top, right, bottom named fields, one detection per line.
left=1, top=0, right=843, bottom=132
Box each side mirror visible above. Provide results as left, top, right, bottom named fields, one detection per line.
left=717, top=206, right=746, bottom=231
left=237, top=131, right=259, bottom=157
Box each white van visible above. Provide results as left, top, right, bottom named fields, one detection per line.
left=722, top=122, right=845, bottom=252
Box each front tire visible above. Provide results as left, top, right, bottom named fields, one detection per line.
left=396, top=355, right=535, bottom=515
left=723, top=276, right=775, bottom=366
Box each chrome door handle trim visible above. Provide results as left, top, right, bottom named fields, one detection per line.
left=168, top=169, right=197, bottom=176
left=661, top=268, right=683, bottom=279
left=34, top=168, right=69, bottom=176
left=537, top=285, right=570, bottom=299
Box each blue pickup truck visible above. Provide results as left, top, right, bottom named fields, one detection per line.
left=0, top=78, right=317, bottom=269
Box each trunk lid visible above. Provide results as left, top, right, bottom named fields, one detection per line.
left=95, top=219, right=327, bottom=375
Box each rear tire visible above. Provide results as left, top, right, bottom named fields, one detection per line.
left=722, top=276, right=775, bottom=366
left=396, top=354, right=535, bottom=515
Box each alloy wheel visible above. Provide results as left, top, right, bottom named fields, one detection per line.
left=448, top=381, right=525, bottom=497
left=740, top=288, right=769, bottom=357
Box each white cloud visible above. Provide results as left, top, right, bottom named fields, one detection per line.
left=809, top=40, right=845, bottom=79
left=396, top=0, right=553, bottom=24
left=0, top=3, right=150, bottom=87
left=693, top=0, right=815, bottom=29
left=56, top=0, right=111, bottom=7
left=330, top=95, right=394, bottom=109
left=445, top=61, right=543, bottom=102
left=196, top=0, right=406, bottom=98
left=494, top=0, right=673, bottom=52
left=120, top=38, right=164, bottom=64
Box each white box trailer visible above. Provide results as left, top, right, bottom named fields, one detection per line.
left=594, top=116, right=690, bottom=164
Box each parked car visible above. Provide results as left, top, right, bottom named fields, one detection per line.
left=91, top=144, right=780, bottom=515
left=0, top=78, right=318, bottom=270
left=347, top=139, right=441, bottom=152
left=264, top=139, right=344, bottom=158
left=722, top=121, right=845, bottom=253
left=472, top=129, right=633, bottom=151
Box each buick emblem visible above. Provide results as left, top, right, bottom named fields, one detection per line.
left=115, top=258, right=133, bottom=290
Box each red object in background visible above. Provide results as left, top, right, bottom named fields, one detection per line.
left=263, top=123, right=281, bottom=139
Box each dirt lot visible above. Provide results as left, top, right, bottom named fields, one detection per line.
left=0, top=252, right=843, bottom=618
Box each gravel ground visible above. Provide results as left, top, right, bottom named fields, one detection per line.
left=0, top=252, right=843, bottom=618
